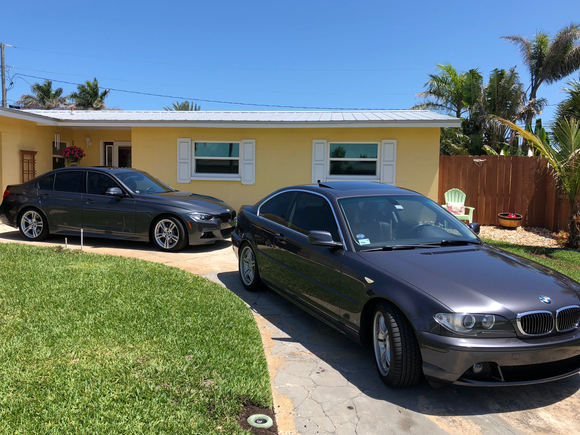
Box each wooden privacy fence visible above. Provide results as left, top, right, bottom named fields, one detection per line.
left=438, top=155, right=579, bottom=232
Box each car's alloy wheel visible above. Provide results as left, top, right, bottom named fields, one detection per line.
left=153, top=217, right=187, bottom=252
left=19, top=209, right=49, bottom=241
left=372, top=302, right=422, bottom=388
left=239, top=243, right=262, bottom=291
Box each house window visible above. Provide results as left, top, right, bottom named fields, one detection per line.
left=194, top=142, right=240, bottom=176
left=328, top=143, right=379, bottom=177
left=20, top=150, right=37, bottom=182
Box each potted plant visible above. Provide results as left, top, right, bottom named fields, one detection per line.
left=61, top=145, right=86, bottom=166
left=498, top=212, right=523, bottom=228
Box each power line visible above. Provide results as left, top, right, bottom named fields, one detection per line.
left=15, top=74, right=391, bottom=110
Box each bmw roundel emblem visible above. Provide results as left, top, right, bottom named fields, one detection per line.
left=539, top=296, right=552, bottom=304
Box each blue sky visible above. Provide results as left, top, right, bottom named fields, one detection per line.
left=2, top=0, right=578, bottom=123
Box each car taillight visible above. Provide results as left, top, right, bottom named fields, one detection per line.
left=2, top=189, right=8, bottom=199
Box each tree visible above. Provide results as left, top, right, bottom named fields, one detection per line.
left=69, top=78, right=110, bottom=110
left=18, top=79, right=67, bottom=109
left=502, top=24, right=580, bottom=129
left=495, top=116, right=580, bottom=248
left=164, top=101, right=201, bottom=111
left=556, top=76, right=580, bottom=121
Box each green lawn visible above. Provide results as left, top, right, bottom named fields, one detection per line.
left=484, top=239, right=580, bottom=282
left=0, top=243, right=271, bottom=434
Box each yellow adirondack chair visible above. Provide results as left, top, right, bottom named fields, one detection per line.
left=443, top=188, right=475, bottom=223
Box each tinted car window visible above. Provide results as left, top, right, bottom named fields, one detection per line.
left=87, top=172, right=122, bottom=195
left=259, top=192, right=295, bottom=226
left=54, top=171, right=84, bottom=193
left=287, top=192, right=340, bottom=240
left=37, top=174, right=55, bottom=190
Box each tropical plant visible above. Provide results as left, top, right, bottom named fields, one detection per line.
left=502, top=23, right=580, bottom=129
left=18, top=79, right=68, bottom=109
left=69, top=78, right=109, bottom=110
left=494, top=116, right=580, bottom=248
left=163, top=101, right=201, bottom=111
left=556, top=76, right=580, bottom=121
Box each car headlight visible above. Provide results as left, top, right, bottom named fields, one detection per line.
left=187, top=212, right=215, bottom=222
left=434, top=313, right=513, bottom=334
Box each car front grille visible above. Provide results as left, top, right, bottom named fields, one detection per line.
left=219, top=210, right=236, bottom=223
left=556, top=306, right=580, bottom=332
left=516, top=305, right=580, bottom=336
left=517, top=311, right=554, bottom=335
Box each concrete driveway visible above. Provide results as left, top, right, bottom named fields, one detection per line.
left=1, top=225, right=580, bottom=434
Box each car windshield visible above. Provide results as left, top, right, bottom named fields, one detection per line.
left=115, top=171, right=175, bottom=194
left=338, top=195, right=479, bottom=251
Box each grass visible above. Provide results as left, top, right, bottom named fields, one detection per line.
left=483, top=239, right=580, bottom=282
left=0, top=243, right=271, bottom=434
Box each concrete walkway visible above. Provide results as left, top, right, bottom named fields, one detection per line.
left=2, top=225, right=580, bottom=434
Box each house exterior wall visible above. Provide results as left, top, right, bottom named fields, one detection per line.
left=132, top=126, right=440, bottom=212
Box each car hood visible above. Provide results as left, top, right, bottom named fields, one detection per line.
left=139, top=191, right=232, bottom=212
left=359, top=244, right=580, bottom=316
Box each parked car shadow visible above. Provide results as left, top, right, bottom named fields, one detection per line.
left=216, top=270, right=580, bottom=418
left=0, top=226, right=230, bottom=254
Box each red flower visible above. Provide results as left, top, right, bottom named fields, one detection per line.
left=61, top=145, right=86, bottom=160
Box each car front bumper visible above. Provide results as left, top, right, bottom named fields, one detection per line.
left=418, top=330, right=580, bottom=386
left=186, top=217, right=236, bottom=246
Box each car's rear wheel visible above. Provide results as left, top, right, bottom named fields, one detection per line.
left=239, top=243, right=262, bottom=291
left=19, top=208, right=49, bottom=241
left=152, top=216, right=187, bottom=252
left=372, top=302, right=422, bottom=387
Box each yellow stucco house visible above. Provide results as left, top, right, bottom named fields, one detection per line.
left=0, top=107, right=460, bottom=211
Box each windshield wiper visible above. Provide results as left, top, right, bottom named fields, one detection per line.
left=439, top=240, right=481, bottom=246
left=361, top=244, right=442, bottom=252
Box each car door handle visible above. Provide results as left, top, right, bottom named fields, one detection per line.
left=40, top=194, right=50, bottom=199
left=85, top=199, right=95, bottom=204
left=275, top=233, right=286, bottom=242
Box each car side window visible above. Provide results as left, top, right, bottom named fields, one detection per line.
left=287, top=192, right=340, bottom=240
left=87, top=172, right=122, bottom=195
left=54, top=171, right=84, bottom=193
left=259, top=192, right=295, bottom=226
left=37, top=174, right=55, bottom=190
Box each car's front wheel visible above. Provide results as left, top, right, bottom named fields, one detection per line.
left=152, top=216, right=188, bottom=252
left=239, top=243, right=263, bottom=291
left=19, top=208, right=49, bottom=241
left=372, top=302, right=422, bottom=387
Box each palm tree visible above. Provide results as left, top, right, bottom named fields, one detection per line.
left=69, top=78, right=110, bottom=110
left=163, top=101, right=201, bottom=111
left=502, top=23, right=580, bottom=128
left=556, top=76, right=580, bottom=121
left=413, top=64, right=480, bottom=118
left=494, top=116, right=580, bottom=248
left=18, top=79, right=68, bottom=109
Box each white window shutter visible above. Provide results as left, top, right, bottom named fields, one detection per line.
left=241, top=139, right=256, bottom=185
left=312, top=140, right=327, bottom=183
left=380, top=140, right=397, bottom=185
left=177, top=138, right=192, bottom=183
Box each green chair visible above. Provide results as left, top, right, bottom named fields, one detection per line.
left=443, top=188, right=474, bottom=224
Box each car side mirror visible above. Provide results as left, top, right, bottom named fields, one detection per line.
left=467, top=222, right=480, bottom=235
left=106, top=187, right=125, bottom=196
left=308, top=230, right=343, bottom=248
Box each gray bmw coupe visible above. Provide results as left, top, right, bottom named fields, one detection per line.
left=1, top=167, right=236, bottom=252
left=233, top=181, right=580, bottom=387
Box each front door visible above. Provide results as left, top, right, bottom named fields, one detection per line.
left=103, top=141, right=132, bottom=168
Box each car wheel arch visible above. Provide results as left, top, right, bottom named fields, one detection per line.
left=359, top=297, right=417, bottom=347
left=149, top=212, right=190, bottom=243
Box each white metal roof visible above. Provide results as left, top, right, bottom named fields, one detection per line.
left=0, top=108, right=461, bottom=129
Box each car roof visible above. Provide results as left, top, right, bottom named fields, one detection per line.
left=49, top=166, right=143, bottom=175
left=279, top=181, right=421, bottom=199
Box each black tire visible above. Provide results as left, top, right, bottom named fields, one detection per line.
left=18, top=208, right=49, bottom=241
left=152, top=216, right=188, bottom=252
left=372, top=301, right=422, bottom=387
left=238, top=243, right=263, bottom=291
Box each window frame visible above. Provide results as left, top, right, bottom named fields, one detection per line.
left=192, top=141, right=242, bottom=181
left=327, top=142, right=380, bottom=181
left=20, top=150, right=37, bottom=183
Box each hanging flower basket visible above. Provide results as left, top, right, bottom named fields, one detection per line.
left=61, top=145, right=86, bottom=166
left=498, top=213, right=522, bottom=228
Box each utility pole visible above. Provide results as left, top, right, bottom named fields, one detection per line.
left=1, top=42, right=6, bottom=107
